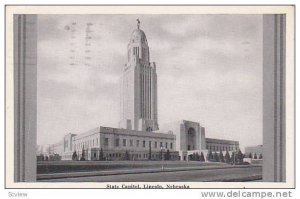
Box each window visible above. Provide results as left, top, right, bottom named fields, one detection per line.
left=160, top=142, right=163, bottom=147
left=104, top=138, right=109, bottom=146
left=155, top=141, right=157, bottom=148
left=165, top=142, right=168, bottom=148
left=149, top=141, right=151, bottom=148
left=170, top=143, right=173, bottom=149
left=143, top=140, right=146, bottom=148
left=133, top=47, right=139, bottom=57
left=130, top=139, right=133, bottom=147
left=136, top=140, right=140, bottom=147
left=123, top=139, right=126, bottom=147
left=115, top=138, right=119, bottom=147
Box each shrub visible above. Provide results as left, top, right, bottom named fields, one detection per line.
left=254, top=153, right=257, bottom=159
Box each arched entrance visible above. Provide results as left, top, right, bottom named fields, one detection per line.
left=187, top=127, right=196, bottom=150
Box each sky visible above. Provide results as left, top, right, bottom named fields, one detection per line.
left=37, top=14, right=263, bottom=151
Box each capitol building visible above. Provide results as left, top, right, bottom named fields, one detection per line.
left=47, top=21, right=239, bottom=161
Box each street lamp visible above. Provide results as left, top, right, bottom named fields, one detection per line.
left=160, top=146, right=165, bottom=170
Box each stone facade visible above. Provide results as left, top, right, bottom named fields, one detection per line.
left=119, top=24, right=158, bottom=132
left=58, top=126, right=178, bottom=161
left=205, top=138, right=239, bottom=152
left=160, top=120, right=207, bottom=161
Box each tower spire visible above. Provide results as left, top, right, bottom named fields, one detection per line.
left=136, top=18, right=140, bottom=29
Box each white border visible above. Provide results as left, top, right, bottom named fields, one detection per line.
left=5, top=5, right=295, bottom=189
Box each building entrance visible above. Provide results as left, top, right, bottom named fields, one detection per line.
left=187, top=127, right=196, bottom=151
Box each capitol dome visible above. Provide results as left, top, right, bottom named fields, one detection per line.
left=130, top=28, right=147, bottom=44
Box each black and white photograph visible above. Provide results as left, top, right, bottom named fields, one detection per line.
left=5, top=5, right=294, bottom=189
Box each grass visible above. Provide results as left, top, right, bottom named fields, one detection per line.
left=37, top=160, right=229, bottom=174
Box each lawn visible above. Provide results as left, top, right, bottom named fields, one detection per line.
left=37, top=160, right=228, bottom=174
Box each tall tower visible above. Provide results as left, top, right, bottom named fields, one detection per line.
left=119, top=19, right=158, bottom=132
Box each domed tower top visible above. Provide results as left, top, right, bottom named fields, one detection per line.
left=129, top=19, right=148, bottom=44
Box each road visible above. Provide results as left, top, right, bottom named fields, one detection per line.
left=39, top=166, right=262, bottom=182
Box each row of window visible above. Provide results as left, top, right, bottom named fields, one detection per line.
left=206, top=145, right=238, bottom=151
left=74, top=138, right=99, bottom=151
left=73, top=138, right=174, bottom=151
left=105, top=153, right=177, bottom=159
left=140, top=65, right=152, bottom=119
left=105, top=138, right=173, bottom=149
left=128, top=47, right=148, bottom=61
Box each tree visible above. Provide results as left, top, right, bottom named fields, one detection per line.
left=259, top=154, right=263, bottom=159
left=190, top=153, right=195, bottom=161
left=37, top=154, right=45, bottom=161
left=248, top=152, right=253, bottom=159
left=206, top=150, right=213, bottom=161
left=72, top=151, right=78, bottom=161
left=54, top=153, right=61, bottom=161
left=219, top=150, right=224, bottom=162
left=254, top=153, right=257, bottom=159
left=200, top=152, right=205, bottom=162
left=99, top=148, right=104, bottom=161
left=225, top=151, right=231, bottom=163
left=213, top=151, right=219, bottom=162
left=80, top=146, right=85, bottom=161
left=165, top=149, right=170, bottom=160
left=230, top=151, right=236, bottom=164
left=195, top=153, right=200, bottom=161
left=237, top=150, right=244, bottom=163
